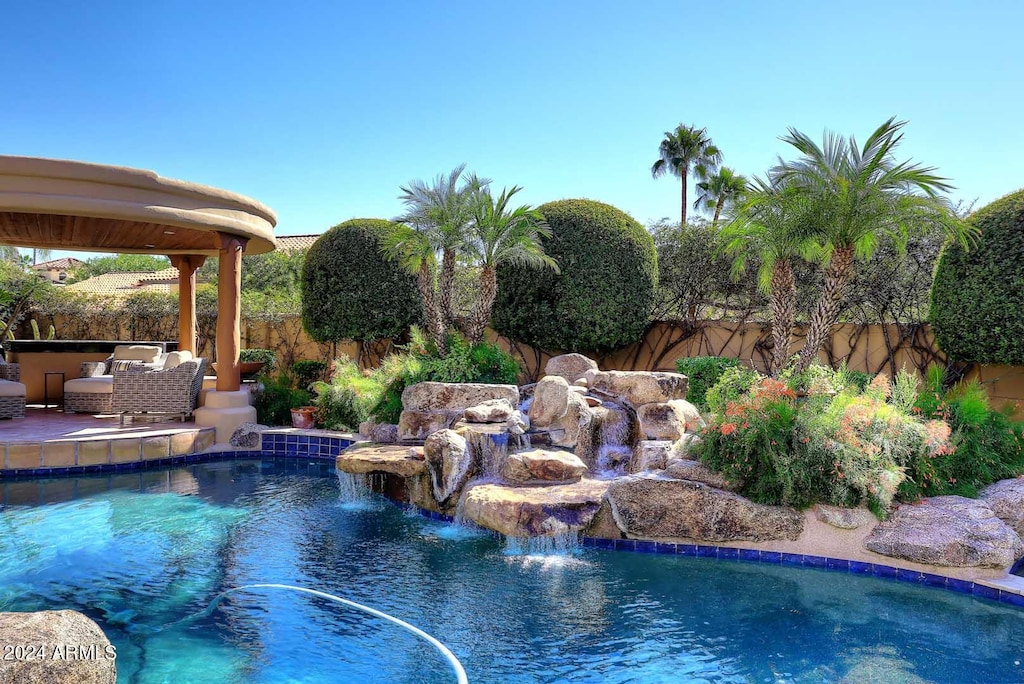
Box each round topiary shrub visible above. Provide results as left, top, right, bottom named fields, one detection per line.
left=301, top=218, right=422, bottom=343
left=930, top=189, right=1024, bottom=365
left=491, top=199, right=657, bottom=353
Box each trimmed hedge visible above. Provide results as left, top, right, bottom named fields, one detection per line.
left=491, top=199, right=657, bottom=353
left=675, top=356, right=743, bottom=410
left=301, top=218, right=422, bottom=343
left=930, top=189, right=1024, bottom=364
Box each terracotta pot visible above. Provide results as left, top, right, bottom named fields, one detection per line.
left=290, top=406, right=317, bottom=429
left=212, top=361, right=266, bottom=379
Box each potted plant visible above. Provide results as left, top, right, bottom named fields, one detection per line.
left=289, top=405, right=318, bottom=429
left=215, top=348, right=277, bottom=381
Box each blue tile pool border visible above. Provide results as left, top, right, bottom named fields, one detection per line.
left=0, top=432, right=353, bottom=479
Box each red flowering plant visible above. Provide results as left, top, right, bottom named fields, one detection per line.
left=695, top=377, right=801, bottom=505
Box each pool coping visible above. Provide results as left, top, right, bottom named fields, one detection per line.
left=4, top=429, right=1024, bottom=611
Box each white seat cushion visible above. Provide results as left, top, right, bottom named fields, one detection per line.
left=64, top=377, right=114, bottom=394
left=113, top=345, right=163, bottom=364
left=162, top=350, right=193, bottom=369
left=0, top=379, right=25, bottom=397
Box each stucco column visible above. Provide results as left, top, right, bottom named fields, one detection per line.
left=169, top=254, right=205, bottom=355
left=216, top=234, right=248, bottom=391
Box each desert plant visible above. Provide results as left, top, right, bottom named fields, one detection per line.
left=301, top=218, right=423, bottom=349
left=492, top=199, right=658, bottom=354
left=253, top=372, right=311, bottom=426
left=675, top=356, right=743, bottom=410
left=293, top=360, right=328, bottom=389
left=240, top=348, right=277, bottom=368
left=930, top=189, right=1024, bottom=365
left=704, top=365, right=762, bottom=414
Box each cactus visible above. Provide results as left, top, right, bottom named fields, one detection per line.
left=46, top=324, right=55, bottom=340
left=30, top=319, right=40, bottom=340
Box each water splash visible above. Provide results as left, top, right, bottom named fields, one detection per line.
left=503, top=529, right=586, bottom=568
left=336, top=471, right=377, bottom=510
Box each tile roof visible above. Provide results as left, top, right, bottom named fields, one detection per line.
left=32, top=257, right=84, bottom=270
left=276, top=234, right=321, bottom=252
left=66, top=271, right=175, bottom=296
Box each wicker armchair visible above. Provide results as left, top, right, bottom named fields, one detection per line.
left=112, top=358, right=207, bottom=423
left=0, top=362, right=25, bottom=419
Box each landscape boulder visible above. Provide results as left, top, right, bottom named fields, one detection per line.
left=632, top=440, right=672, bottom=472
left=864, top=496, right=1024, bottom=568
left=424, top=429, right=475, bottom=506
left=501, top=448, right=588, bottom=483
left=590, top=371, right=688, bottom=408
left=980, top=477, right=1024, bottom=538
left=814, top=504, right=877, bottom=530
left=606, top=474, right=804, bottom=542
left=461, top=479, right=610, bottom=537
left=636, top=400, right=704, bottom=441
left=549, top=392, right=593, bottom=450
left=402, top=382, right=519, bottom=412
left=463, top=399, right=515, bottom=424
left=397, top=410, right=457, bottom=442
left=663, top=458, right=735, bottom=491
left=229, top=422, right=270, bottom=448
left=544, top=353, right=599, bottom=383
left=0, top=610, right=117, bottom=684
left=529, top=376, right=571, bottom=427
left=336, top=442, right=426, bottom=478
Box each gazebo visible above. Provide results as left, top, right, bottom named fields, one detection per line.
left=0, top=155, right=277, bottom=440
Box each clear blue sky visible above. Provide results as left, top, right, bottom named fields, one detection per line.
left=3, top=0, right=1021, bottom=259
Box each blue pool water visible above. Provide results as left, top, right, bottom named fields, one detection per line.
left=1, top=458, right=1023, bottom=683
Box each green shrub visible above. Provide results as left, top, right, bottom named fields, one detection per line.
left=313, top=356, right=383, bottom=431
left=293, top=360, right=328, bottom=389
left=675, top=356, right=742, bottom=410
left=901, top=366, right=1024, bottom=498
left=491, top=199, right=657, bottom=353
left=930, top=189, right=1024, bottom=364
left=301, top=218, right=422, bottom=344
left=254, top=373, right=311, bottom=426
left=780, top=362, right=872, bottom=396
left=705, top=365, right=762, bottom=414
left=367, top=328, right=521, bottom=424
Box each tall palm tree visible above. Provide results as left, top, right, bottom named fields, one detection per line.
left=694, top=167, right=748, bottom=226
left=721, top=178, right=821, bottom=375
left=462, top=186, right=558, bottom=344
left=397, top=165, right=487, bottom=331
left=651, top=124, right=722, bottom=226
left=381, top=222, right=445, bottom=351
left=773, top=118, right=974, bottom=373
left=32, top=248, right=51, bottom=265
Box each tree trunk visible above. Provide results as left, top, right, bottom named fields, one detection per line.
left=680, top=174, right=688, bottom=226
left=467, top=265, right=497, bottom=345
left=712, top=197, right=725, bottom=227
left=768, top=259, right=796, bottom=376
left=795, top=245, right=856, bottom=373
left=419, top=261, right=445, bottom=354
left=439, top=248, right=457, bottom=329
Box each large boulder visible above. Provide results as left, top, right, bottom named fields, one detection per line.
left=632, top=440, right=672, bottom=472
left=336, top=442, right=426, bottom=478
left=359, top=418, right=399, bottom=444
left=864, top=496, right=1024, bottom=568
left=529, top=376, right=571, bottom=427
left=397, top=410, right=458, bottom=442
left=0, top=610, right=117, bottom=683
left=663, top=458, right=735, bottom=491
left=980, top=477, right=1024, bottom=538
left=424, top=429, right=474, bottom=506
left=815, top=504, right=877, bottom=530
left=606, top=474, right=804, bottom=542
left=549, top=392, right=593, bottom=450
left=402, top=382, right=519, bottom=412
left=544, top=353, right=599, bottom=383
left=463, top=399, right=515, bottom=424
left=636, top=400, right=704, bottom=441
left=461, top=479, right=610, bottom=537
left=502, top=448, right=588, bottom=483
left=590, top=371, right=688, bottom=408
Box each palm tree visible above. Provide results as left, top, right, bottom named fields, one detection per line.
left=773, top=118, right=974, bottom=373
left=721, top=178, right=821, bottom=375
left=397, top=165, right=487, bottom=331
left=381, top=222, right=445, bottom=352
left=651, top=124, right=722, bottom=226
left=694, top=167, right=748, bottom=226
left=32, top=248, right=51, bottom=265
left=462, top=185, right=558, bottom=344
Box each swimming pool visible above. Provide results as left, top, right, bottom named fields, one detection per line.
left=1, top=458, right=1022, bottom=683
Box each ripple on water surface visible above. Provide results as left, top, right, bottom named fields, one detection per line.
left=1, top=458, right=1023, bottom=683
